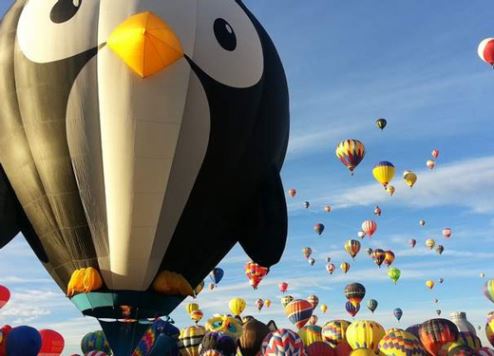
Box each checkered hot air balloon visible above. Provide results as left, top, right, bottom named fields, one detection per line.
left=285, top=299, right=314, bottom=329
left=261, top=329, right=306, bottom=356
left=178, top=325, right=206, bottom=356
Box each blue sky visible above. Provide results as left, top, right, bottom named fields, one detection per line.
left=1, top=0, right=494, bottom=354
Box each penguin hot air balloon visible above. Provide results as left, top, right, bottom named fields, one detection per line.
left=0, top=1, right=289, bottom=354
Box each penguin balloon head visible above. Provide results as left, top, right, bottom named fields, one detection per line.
left=0, top=0, right=289, bottom=310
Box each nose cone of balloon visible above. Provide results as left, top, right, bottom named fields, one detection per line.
left=107, top=12, right=184, bottom=78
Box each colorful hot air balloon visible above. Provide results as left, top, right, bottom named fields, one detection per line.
left=344, top=240, right=361, bottom=259
left=435, top=245, right=444, bottom=255
left=427, top=160, right=436, bottom=170
left=361, top=220, right=377, bottom=237
left=308, top=257, right=316, bottom=266
left=209, top=268, right=224, bottom=285
left=308, top=315, right=319, bottom=327
left=255, top=298, right=264, bottom=312
left=403, top=170, right=417, bottom=188
left=279, top=282, right=288, bottom=293
left=358, top=231, right=366, bottom=239
left=298, top=325, right=323, bottom=345
left=374, top=206, right=382, bottom=216
left=261, top=329, right=305, bottom=355
left=478, top=38, right=494, bottom=66
left=320, top=304, right=328, bottom=314
left=324, top=205, right=332, bottom=213
left=486, top=313, right=494, bottom=347
left=326, top=263, right=336, bottom=275
left=426, top=280, right=435, bottom=289
left=346, top=320, right=385, bottom=353
left=484, top=280, right=494, bottom=303
left=409, top=239, right=417, bottom=248
left=228, top=298, right=246, bottom=316
left=345, top=283, right=366, bottom=307
left=419, top=319, right=459, bottom=356
left=442, top=228, right=452, bottom=239
left=314, top=223, right=325, bottom=236
left=384, top=250, right=395, bottom=267
left=178, top=325, right=206, bottom=356
left=238, top=318, right=271, bottom=356
left=376, top=118, right=387, bottom=130
left=245, top=262, right=269, bottom=289
left=81, top=331, right=111, bottom=355
left=322, top=320, right=351, bottom=347
left=420, top=219, right=426, bottom=226
left=285, top=299, right=314, bottom=329
left=281, top=295, right=294, bottom=309
left=264, top=299, right=272, bottom=308
left=190, top=309, right=204, bottom=323
left=388, top=267, right=401, bottom=284
left=303, top=247, right=312, bottom=259
left=288, top=188, right=297, bottom=198
left=432, top=149, right=440, bottom=159
left=372, top=249, right=386, bottom=267
left=386, top=185, right=396, bottom=196
left=307, top=341, right=334, bottom=356
left=394, top=308, right=403, bottom=322
left=426, top=239, right=436, bottom=250
left=373, top=161, right=395, bottom=188
left=378, top=329, right=425, bottom=356
left=39, top=329, right=65, bottom=356
left=479, top=347, right=494, bottom=356
left=367, top=299, right=378, bottom=313
left=345, top=302, right=360, bottom=318
left=340, top=262, right=350, bottom=274
left=336, top=139, right=366, bottom=174
left=307, top=295, right=320, bottom=309
left=457, top=332, right=481, bottom=352
left=0, top=286, right=9, bottom=310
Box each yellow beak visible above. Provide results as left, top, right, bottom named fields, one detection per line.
left=107, top=12, right=184, bottom=78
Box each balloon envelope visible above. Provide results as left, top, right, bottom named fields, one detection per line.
left=336, top=139, right=366, bottom=173
left=419, top=318, right=459, bottom=356
left=6, top=326, right=41, bottom=356
left=39, top=329, right=64, bottom=356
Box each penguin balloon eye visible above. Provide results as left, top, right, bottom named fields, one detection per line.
left=50, top=0, right=82, bottom=24
left=214, top=18, right=237, bottom=51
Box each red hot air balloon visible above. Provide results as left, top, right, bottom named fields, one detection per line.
left=432, top=149, right=440, bottom=159
left=39, top=329, right=65, bottom=356
left=0, top=286, right=9, bottom=310
left=478, top=38, right=494, bottom=66
left=419, top=318, right=459, bottom=356
left=279, top=282, right=288, bottom=293
left=288, top=188, right=297, bottom=198
left=245, top=262, right=268, bottom=289
left=442, top=228, right=452, bottom=239
left=361, top=220, right=377, bottom=237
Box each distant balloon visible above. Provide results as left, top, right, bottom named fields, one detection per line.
left=265, top=299, right=272, bottom=308
left=362, top=220, right=377, bottom=237
left=345, top=283, right=366, bottom=307
left=419, top=219, right=426, bottom=226
left=373, top=161, right=396, bottom=188
left=439, top=278, right=444, bottom=284
left=326, top=263, right=336, bottom=275
left=425, top=239, right=436, bottom=250
left=427, top=160, right=436, bottom=170
left=209, top=268, right=224, bottom=285
left=336, top=139, right=366, bottom=174
left=384, top=250, right=395, bottom=267
left=320, top=304, right=328, bottom=314
left=367, top=299, right=378, bottom=313
left=484, top=280, right=494, bottom=303
left=372, top=249, right=386, bottom=267
left=436, top=310, right=442, bottom=316
left=345, top=302, right=360, bottom=318
left=209, top=283, right=215, bottom=290
left=434, top=298, right=439, bottom=304
left=367, top=248, right=373, bottom=256
left=326, top=257, right=332, bottom=263
left=245, top=262, right=269, bottom=290
left=358, top=231, right=366, bottom=239
left=481, top=273, right=486, bottom=279
left=340, top=262, right=350, bottom=274
left=388, top=267, right=401, bottom=284
left=303, top=247, right=312, bottom=259
left=478, top=38, right=494, bottom=66
left=344, top=240, right=361, bottom=259
left=403, top=170, right=417, bottom=188
left=426, top=280, right=435, bottom=289
left=324, top=205, right=332, bottom=213
left=255, top=298, right=264, bottom=312
left=190, top=309, right=203, bottom=323
left=308, top=258, right=316, bottom=266
left=393, top=308, right=403, bottom=322
left=432, top=149, right=440, bottom=159
left=304, top=201, right=311, bottom=209
left=374, top=206, right=382, bottom=216
left=409, top=239, right=417, bottom=248
left=281, top=295, right=294, bottom=309
left=376, top=118, right=387, bottom=130
left=279, top=282, right=288, bottom=293
left=288, top=188, right=297, bottom=198
left=307, top=315, right=319, bottom=327
left=307, top=295, right=320, bottom=309
left=435, top=245, right=444, bottom=255
left=314, top=223, right=325, bottom=236
left=442, top=228, right=452, bottom=239
left=386, top=185, right=396, bottom=196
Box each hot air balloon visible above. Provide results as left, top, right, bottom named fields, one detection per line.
left=394, top=308, right=403, bottom=322
left=285, top=299, right=314, bottom=329
left=0, top=286, right=9, bottom=310
left=376, top=118, right=387, bottom=130
left=439, top=278, right=444, bottom=284
left=255, top=298, right=264, bottom=312
left=457, top=331, right=481, bottom=352
left=420, top=219, right=426, bottom=226
left=228, top=298, right=246, bottom=317
left=367, top=299, right=378, bottom=313
left=484, top=281, right=494, bottom=303
left=419, top=319, right=459, bottom=356
left=403, top=170, right=417, bottom=188
left=208, top=283, right=215, bottom=291
left=307, top=295, right=320, bottom=309
left=384, top=250, right=395, bottom=267
left=39, top=329, right=65, bottom=356
left=358, top=231, right=366, bottom=239
left=481, top=273, right=486, bottom=279
left=432, top=149, right=440, bottom=159
left=486, top=313, right=494, bottom=347
left=324, top=205, right=332, bottom=213
left=345, top=283, right=366, bottom=307
left=238, top=318, right=271, bottom=356
left=264, top=299, right=272, bottom=309
left=437, top=310, right=442, bottom=316
left=308, top=258, right=316, bottom=266
left=427, top=160, right=436, bottom=170
left=205, top=316, right=243, bottom=341
left=409, top=239, right=417, bottom=248
left=372, top=249, right=386, bottom=267
left=344, top=240, right=361, bottom=259
left=373, top=161, right=395, bottom=188
left=178, top=325, right=206, bottom=356
left=279, top=282, right=288, bottom=293
left=261, top=329, right=305, bottom=355
left=426, top=280, right=435, bottom=289
left=298, top=324, right=323, bottom=346
left=435, top=245, right=444, bottom=255
left=346, top=320, right=385, bottom=353
left=426, top=239, right=436, bottom=250
left=288, top=188, right=297, bottom=198
left=374, top=206, right=382, bottom=216
left=307, top=341, right=334, bottom=356
left=245, top=262, right=269, bottom=289
left=0, top=2, right=290, bottom=352
left=209, top=268, right=224, bottom=286
left=307, top=315, right=320, bottom=327
left=281, top=295, right=294, bottom=309
left=378, top=329, right=426, bottom=356
left=322, top=320, right=351, bottom=347
left=362, top=220, right=377, bottom=237
left=303, top=247, right=312, bottom=259
left=442, top=228, right=452, bottom=239
left=388, top=267, right=401, bottom=284
left=190, top=309, right=204, bottom=323
left=336, top=139, right=366, bottom=174
left=327, top=257, right=332, bottom=263
left=434, top=298, right=439, bottom=304
left=81, top=331, right=111, bottom=355
left=350, top=349, right=376, bottom=356
left=305, top=201, right=311, bottom=209
left=340, top=262, right=350, bottom=274
left=386, top=185, right=396, bottom=196
left=326, top=263, right=336, bottom=275
left=367, top=248, right=373, bottom=256
left=320, top=304, right=328, bottom=313
left=478, top=38, right=494, bottom=66
left=479, top=347, right=494, bottom=356
left=345, top=302, right=360, bottom=318
left=6, top=326, right=42, bottom=356
left=314, top=223, right=325, bottom=236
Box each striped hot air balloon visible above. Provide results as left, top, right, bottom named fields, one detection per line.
left=372, top=161, right=395, bottom=188
left=340, top=262, right=350, bottom=274
left=346, top=320, right=385, bottom=353
left=336, top=139, right=366, bottom=174
left=344, top=240, right=361, bottom=259
left=419, top=319, right=459, bottom=356
left=261, top=329, right=305, bottom=356
left=285, top=299, right=314, bottom=329
left=484, top=281, right=494, bottom=303
left=478, top=38, right=494, bottom=66
left=298, top=325, right=323, bottom=346
left=457, top=332, right=481, bottom=352
left=345, top=302, right=360, bottom=318
left=361, top=220, right=377, bottom=237
left=322, top=320, right=351, bottom=348
left=378, top=329, right=426, bottom=356
left=384, top=250, right=395, bottom=267
left=178, top=325, right=206, bottom=356
left=345, top=283, right=366, bottom=307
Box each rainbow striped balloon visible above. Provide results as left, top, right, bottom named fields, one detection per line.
left=484, top=280, right=494, bottom=303
left=261, top=328, right=305, bottom=356
left=321, top=320, right=351, bottom=347
left=285, top=299, right=314, bottom=329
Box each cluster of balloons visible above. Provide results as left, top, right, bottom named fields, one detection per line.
left=0, top=326, right=64, bottom=356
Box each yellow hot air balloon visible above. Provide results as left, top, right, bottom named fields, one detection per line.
left=336, top=139, right=366, bottom=174
left=386, top=185, right=396, bottom=196
left=265, top=299, right=272, bottom=308
left=425, top=280, right=435, bottom=289
left=298, top=325, right=323, bottom=346
left=178, top=325, right=206, bottom=356
left=320, top=304, right=328, bottom=313
left=186, top=303, right=200, bottom=315
left=346, top=320, right=385, bottom=353
left=350, top=349, right=376, bottom=356
left=425, top=239, right=436, bottom=250
left=340, top=262, right=351, bottom=274
left=403, top=170, right=417, bottom=188
left=228, top=297, right=246, bottom=316
left=373, top=161, right=395, bottom=188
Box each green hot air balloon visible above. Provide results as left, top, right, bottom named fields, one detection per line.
left=388, top=267, right=401, bottom=284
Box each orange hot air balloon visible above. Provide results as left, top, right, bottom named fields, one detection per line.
left=361, top=220, right=377, bottom=237
left=419, top=319, right=459, bottom=356
left=384, top=250, right=395, bottom=267
left=303, top=247, right=312, bottom=259
left=372, top=249, right=386, bottom=268
left=340, top=262, right=350, bottom=274
left=245, top=262, right=268, bottom=289
left=288, top=188, right=297, bottom=198
left=344, top=240, right=361, bottom=259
